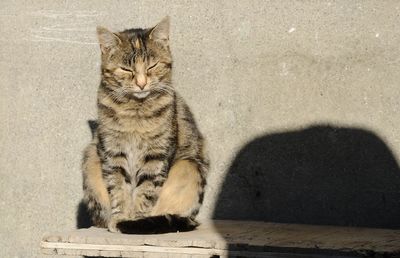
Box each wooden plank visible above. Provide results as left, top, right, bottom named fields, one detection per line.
left=41, top=241, right=226, bottom=256
left=41, top=220, right=400, bottom=257
left=213, top=220, right=400, bottom=253
left=40, top=241, right=351, bottom=258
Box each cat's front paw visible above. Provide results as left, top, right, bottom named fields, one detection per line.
left=107, top=219, right=121, bottom=233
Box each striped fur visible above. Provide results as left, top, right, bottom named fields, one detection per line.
left=81, top=17, right=209, bottom=233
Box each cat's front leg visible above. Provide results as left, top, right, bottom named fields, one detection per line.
left=102, top=165, right=133, bottom=233
left=132, top=159, right=168, bottom=218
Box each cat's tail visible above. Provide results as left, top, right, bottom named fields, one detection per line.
left=116, top=215, right=199, bottom=234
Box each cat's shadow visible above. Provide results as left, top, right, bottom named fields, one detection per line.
left=76, top=200, right=92, bottom=228
left=213, top=124, right=400, bottom=228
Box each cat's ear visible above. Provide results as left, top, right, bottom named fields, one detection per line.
left=148, top=16, right=170, bottom=43
left=96, top=26, right=121, bottom=54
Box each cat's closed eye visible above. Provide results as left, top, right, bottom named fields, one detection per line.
left=120, top=67, right=133, bottom=73
left=147, top=62, right=159, bottom=71
left=118, top=67, right=135, bottom=77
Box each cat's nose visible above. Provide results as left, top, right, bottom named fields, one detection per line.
left=136, top=74, right=147, bottom=90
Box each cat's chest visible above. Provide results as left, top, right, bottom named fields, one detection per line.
left=113, top=132, right=146, bottom=175
left=119, top=133, right=143, bottom=152
left=113, top=112, right=169, bottom=134
left=99, top=92, right=174, bottom=134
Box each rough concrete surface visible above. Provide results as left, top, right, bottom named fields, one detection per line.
left=1, top=0, right=400, bottom=257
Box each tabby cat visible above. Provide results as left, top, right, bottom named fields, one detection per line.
left=81, top=17, right=209, bottom=233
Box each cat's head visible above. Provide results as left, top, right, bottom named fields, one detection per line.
left=97, top=17, right=172, bottom=100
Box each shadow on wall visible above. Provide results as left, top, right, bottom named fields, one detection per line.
left=213, top=124, right=400, bottom=229
left=76, top=120, right=98, bottom=229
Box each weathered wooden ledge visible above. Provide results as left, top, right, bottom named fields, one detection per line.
left=41, top=220, right=400, bottom=257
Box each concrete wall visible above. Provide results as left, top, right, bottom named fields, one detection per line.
left=1, top=0, right=400, bottom=257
